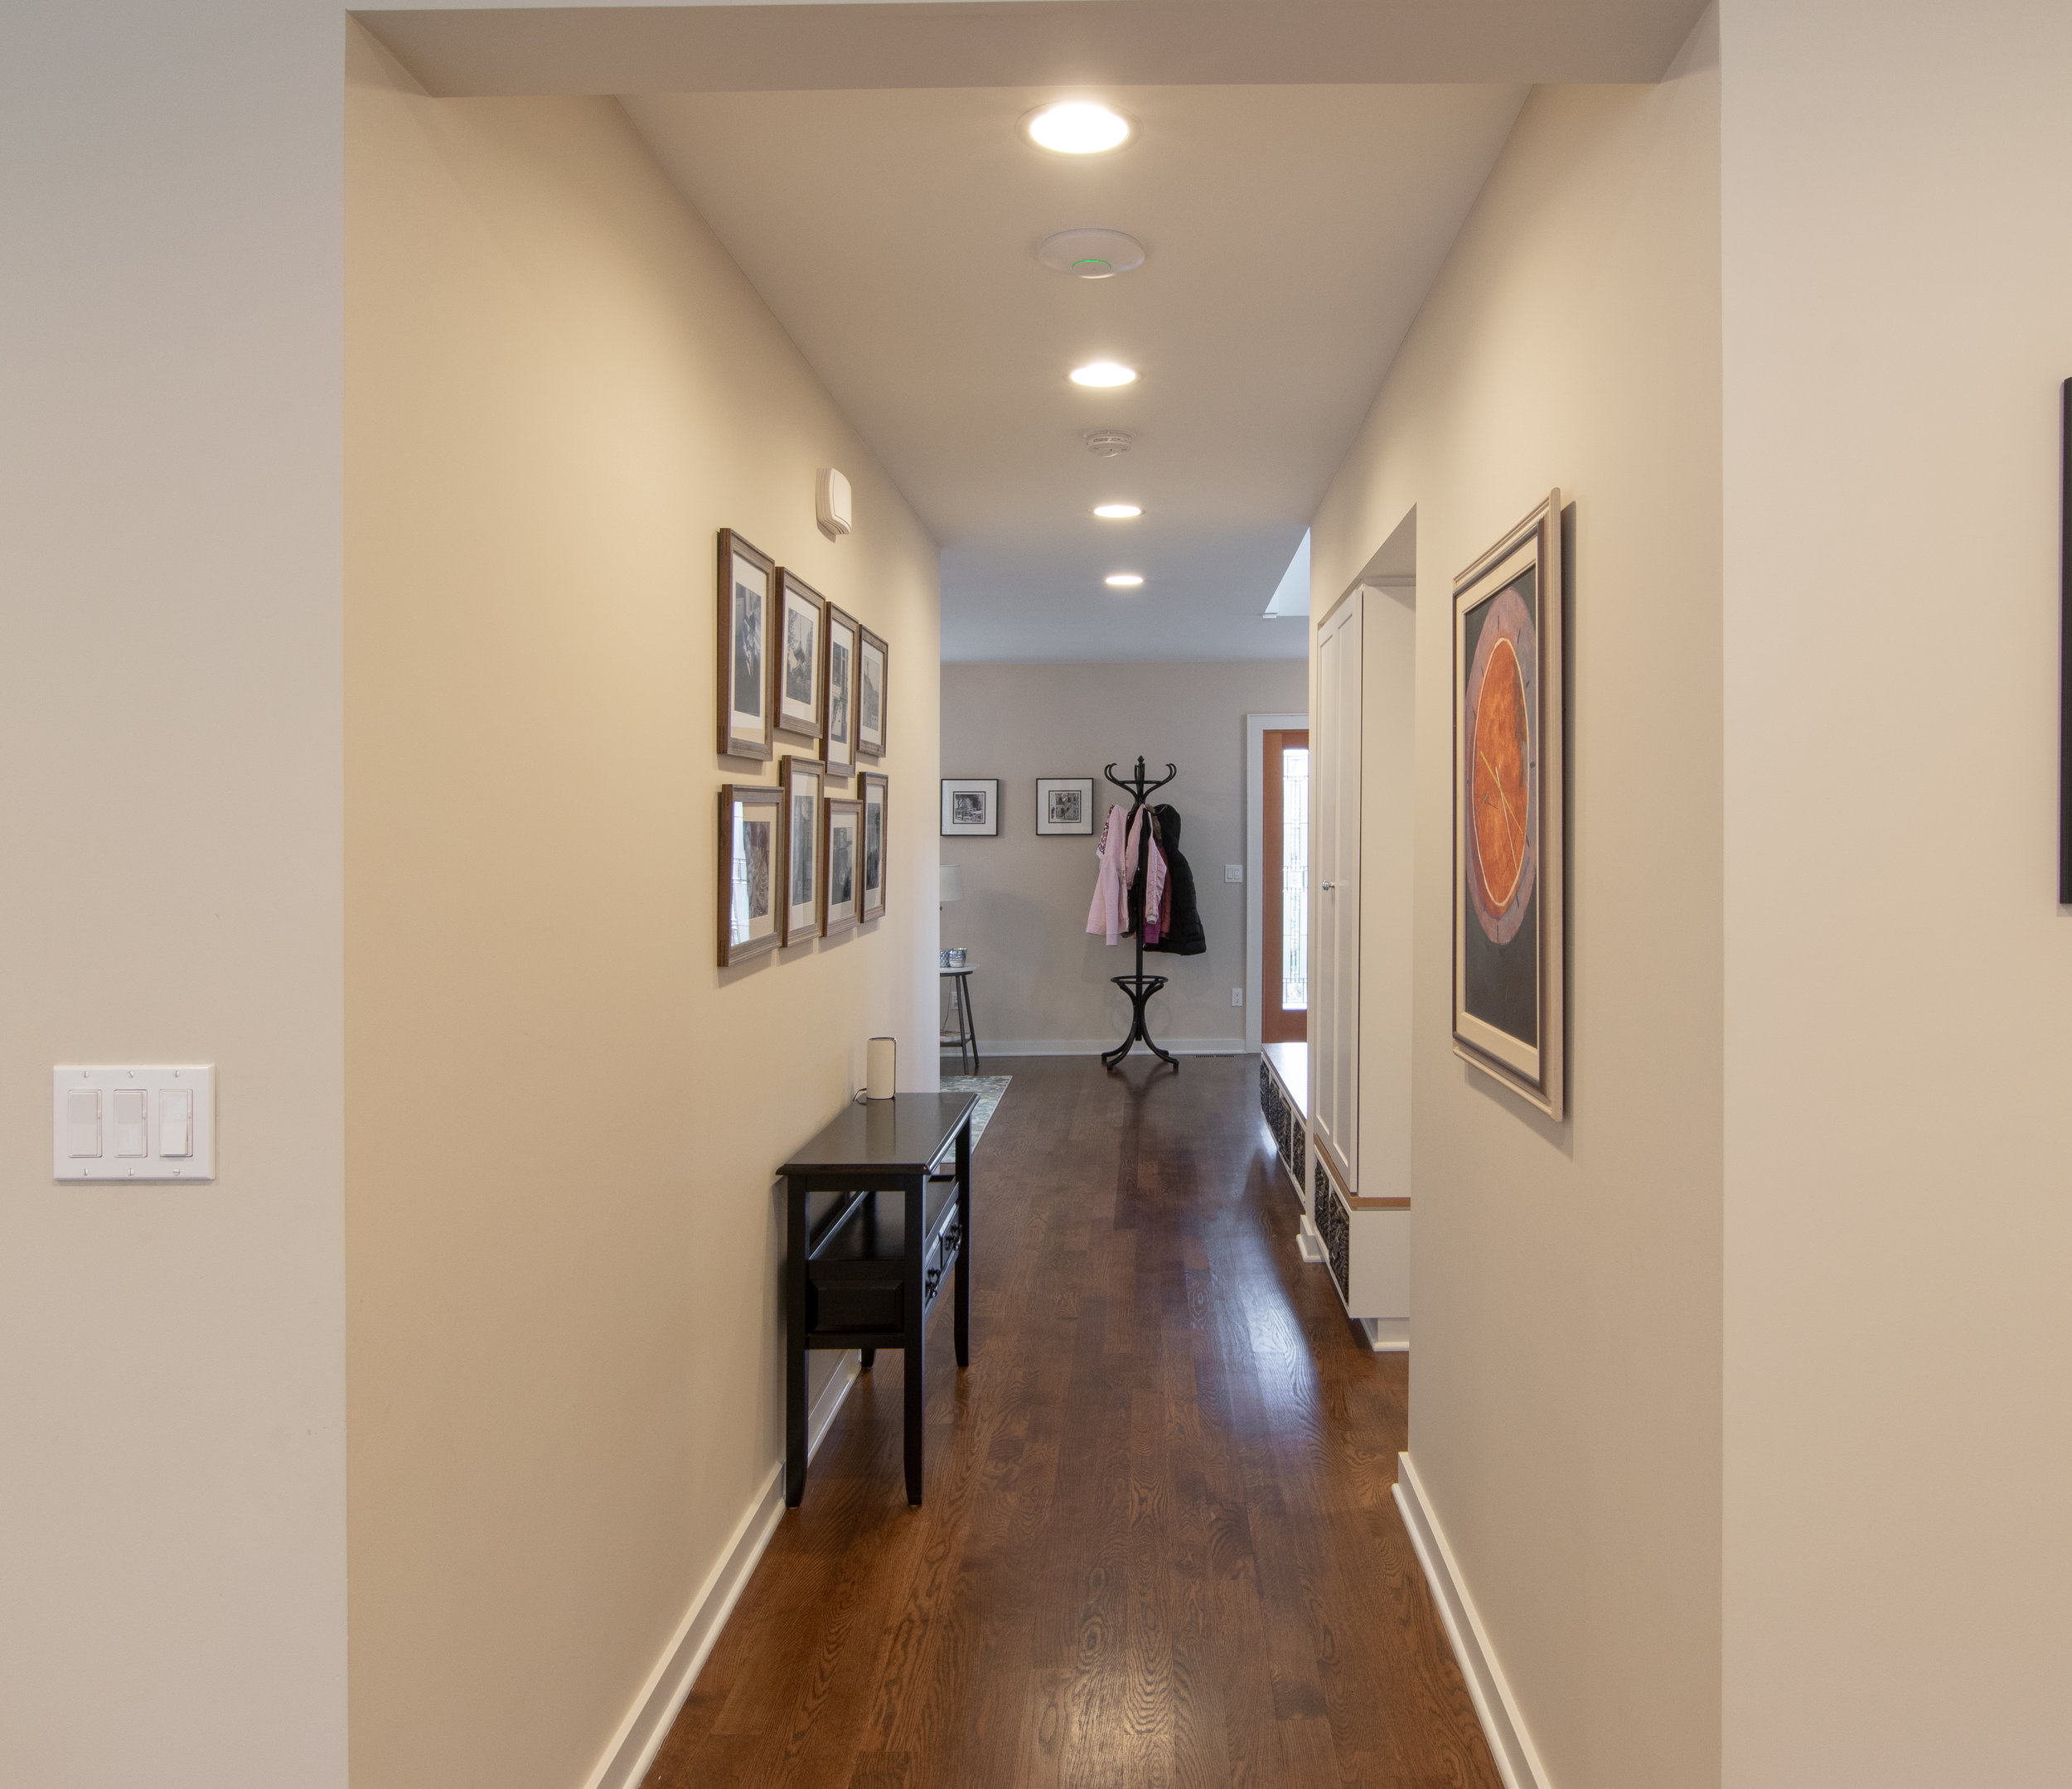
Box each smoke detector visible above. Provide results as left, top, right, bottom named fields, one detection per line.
left=1037, top=228, right=1146, bottom=279
left=1082, top=429, right=1134, bottom=458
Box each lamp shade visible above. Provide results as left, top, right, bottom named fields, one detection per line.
left=939, top=864, right=963, bottom=903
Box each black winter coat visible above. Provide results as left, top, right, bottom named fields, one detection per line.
left=1143, top=803, right=1206, bottom=956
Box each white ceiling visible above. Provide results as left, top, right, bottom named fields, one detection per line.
left=627, top=82, right=1527, bottom=659
left=370, top=0, right=1705, bottom=661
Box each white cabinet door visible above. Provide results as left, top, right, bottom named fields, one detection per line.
left=1312, top=591, right=1361, bottom=1183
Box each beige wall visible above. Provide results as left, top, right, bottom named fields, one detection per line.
left=1721, top=2, right=2072, bottom=1781
left=1310, top=15, right=1723, bottom=1788
left=0, top=2, right=349, bottom=1782
left=941, top=660, right=1306, bottom=1051
left=346, top=37, right=939, bottom=1789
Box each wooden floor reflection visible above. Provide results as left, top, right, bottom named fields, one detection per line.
left=646, top=1054, right=1499, bottom=1789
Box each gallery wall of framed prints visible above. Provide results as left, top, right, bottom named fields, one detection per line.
left=715, top=529, right=893, bottom=966
left=1451, top=490, right=1565, bottom=1119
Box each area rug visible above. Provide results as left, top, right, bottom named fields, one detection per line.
left=938, top=1075, right=1012, bottom=1148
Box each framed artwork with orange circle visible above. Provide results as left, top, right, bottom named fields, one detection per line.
left=1453, top=491, right=1565, bottom=1118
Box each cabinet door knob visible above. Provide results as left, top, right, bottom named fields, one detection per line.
left=1320, top=881, right=1334, bottom=891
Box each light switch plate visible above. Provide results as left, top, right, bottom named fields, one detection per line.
left=52, top=1066, right=215, bottom=1182
left=1224, top=864, right=1243, bottom=882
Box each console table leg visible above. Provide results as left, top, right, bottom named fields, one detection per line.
left=784, top=1176, right=808, bottom=1508
left=859, top=1349, right=874, bottom=1372
left=903, top=1173, right=926, bottom=1504
left=953, top=1119, right=971, bottom=1371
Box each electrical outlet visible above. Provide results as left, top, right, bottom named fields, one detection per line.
left=1223, top=863, right=1243, bottom=882
left=1232, top=988, right=1244, bottom=1007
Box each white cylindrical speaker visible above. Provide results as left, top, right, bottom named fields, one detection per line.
left=866, top=1036, right=897, bottom=1101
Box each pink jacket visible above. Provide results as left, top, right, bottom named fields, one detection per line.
left=1142, top=830, right=1169, bottom=944
left=1086, top=804, right=1140, bottom=945
left=1088, top=805, right=1167, bottom=946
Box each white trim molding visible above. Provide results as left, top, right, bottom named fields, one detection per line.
left=1392, top=1452, right=1555, bottom=1789
left=579, top=1356, right=861, bottom=1789
left=1244, top=710, right=1310, bottom=1052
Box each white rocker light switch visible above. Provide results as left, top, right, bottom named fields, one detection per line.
left=53, top=1066, right=214, bottom=1182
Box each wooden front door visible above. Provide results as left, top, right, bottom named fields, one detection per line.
left=1261, top=727, right=1311, bottom=1045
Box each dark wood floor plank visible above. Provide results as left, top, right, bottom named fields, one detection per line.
left=643, top=1056, right=1503, bottom=1789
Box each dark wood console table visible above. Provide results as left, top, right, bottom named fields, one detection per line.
left=777, top=1091, right=976, bottom=1507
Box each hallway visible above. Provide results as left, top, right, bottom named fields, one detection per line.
left=647, top=1056, right=1498, bottom=1788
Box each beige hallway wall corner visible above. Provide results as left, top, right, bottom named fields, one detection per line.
left=346, top=36, right=940, bottom=1789
left=940, top=660, right=1306, bottom=1050
left=0, top=0, right=348, bottom=1782
left=1309, top=10, right=1723, bottom=1787
left=1721, top=1, right=2072, bottom=1781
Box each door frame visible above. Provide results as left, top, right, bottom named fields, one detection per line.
left=1244, top=709, right=1309, bottom=1052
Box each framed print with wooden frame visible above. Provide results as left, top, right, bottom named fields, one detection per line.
left=1452, top=490, right=1565, bottom=1118
left=859, top=771, right=888, bottom=920
left=822, top=796, right=862, bottom=936
left=779, top=755, right=825, bottom=945
left=856, top=626, right=888, bottom=761
left=717, top=530, right=775, bottom=760
left=718, top=783, right=781, bottom=966
left=822, top=602, right=859, bottom=781
left=773, top=570, right=825, bottom=747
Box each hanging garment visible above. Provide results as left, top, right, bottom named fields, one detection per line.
left=1143, top=803, right=1206, bottom=955
left=1085, top=802, right=1138, bottom=945
left=1126, top=805, right=1169, bottom=945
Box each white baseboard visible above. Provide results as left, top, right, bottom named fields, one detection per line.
left=952, top=1037, right=1248, bottom=1058
left=1361, top=1318, right=1410, bottom=1352
left=1296, top=1215, right=1326, bottom=1263
left=1392, top=1452, right=1553, bottom=1789
left=580, top=1355, right=861, bottom=1789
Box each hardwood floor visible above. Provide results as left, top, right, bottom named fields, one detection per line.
left=646, top=1055, right=1500, bottom=1789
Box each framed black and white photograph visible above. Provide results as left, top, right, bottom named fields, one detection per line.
left=779, top=755, right=825, bottom=945
left=1453, top=490, right=1565, bottom=1119
left=774, top=570, right=825, bottom=747
left=716, top=529, right=775, bottom=761
left=822, top=796, right=862, bottom=936
left=860, top=771, right=888, bottom=920
left=941, top=777, right=999, bottom=838
left=823, top=602, right=859, bottom=781
left=718, top=783, right=781, bottom=966
left=857, top=626, right=888, bottom=762
left=1035, top=776, right=1095, bottom=836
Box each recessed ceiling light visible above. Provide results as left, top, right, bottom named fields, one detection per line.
left=1071, top=361, right=1137, bottom=388
left=1094, top=503, right=1142, bottom=520
left=1024, top=102, right=1134, bottom=156
left=1105, top=573, right=1145, bottom=588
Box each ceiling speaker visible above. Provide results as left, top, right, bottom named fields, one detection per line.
left=1037, top=229, right=1147, bottom=279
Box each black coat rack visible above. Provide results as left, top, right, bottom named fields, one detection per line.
left=1101, top=757, right=1179, bottom=1071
